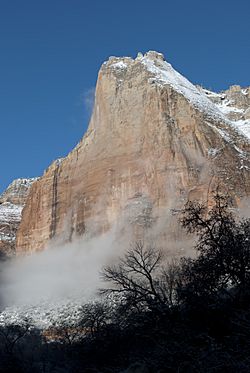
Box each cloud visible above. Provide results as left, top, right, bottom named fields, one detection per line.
left=82, top=87, right=96, bottom=117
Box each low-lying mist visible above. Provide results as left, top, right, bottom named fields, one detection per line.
left=0, top=193, right=197, bottom=312
left=0, top=229, right=123, bottom=308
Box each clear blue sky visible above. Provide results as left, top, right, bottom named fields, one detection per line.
left=0, top=0, right=249, bottom=193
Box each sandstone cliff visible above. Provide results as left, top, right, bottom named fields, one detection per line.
left=0, top=178, right=37, bottom=256
left=16, top=51, right=250, bottom=254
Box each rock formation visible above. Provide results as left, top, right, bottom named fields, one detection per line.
left=199, top=85, right=250, bottom=132
left=0, top=178, right=37, bottom=256
left=15, top=51, right=250, bottom=254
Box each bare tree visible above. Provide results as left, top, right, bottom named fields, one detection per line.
left=101, top=242, right=169, bottom=313
left=158, top=259, right=181, bottom=307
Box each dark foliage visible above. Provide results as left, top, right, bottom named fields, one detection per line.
left=179, top=192, right=250, bottom=305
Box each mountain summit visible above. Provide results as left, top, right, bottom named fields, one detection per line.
left=12, top=51, right=250, bottom=254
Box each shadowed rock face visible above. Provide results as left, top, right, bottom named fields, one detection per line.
left=0, top=179, right=38, bottom=256
left=16, top=51, right=250, bottom=254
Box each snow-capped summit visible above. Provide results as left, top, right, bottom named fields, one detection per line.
left=106, top=51, right=250, bottom=141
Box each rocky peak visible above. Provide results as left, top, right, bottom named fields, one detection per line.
left=225, top=85, right=250, bottom=110
left=16, top=52, right=250, bottom=254
left=101, top=51, right=249, bottom=132
left=142, top=50, right=165, bottom=61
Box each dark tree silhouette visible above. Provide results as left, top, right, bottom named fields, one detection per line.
left=101, top=241, right=170, bottom=313
left=179, top=191, right=250, bottom=303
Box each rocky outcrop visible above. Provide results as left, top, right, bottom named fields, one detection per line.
left=0, top=178, right=37, bottom=256
left=201, top=85, right=250, bottom=135
left=16, top=51, right=250, bottom=254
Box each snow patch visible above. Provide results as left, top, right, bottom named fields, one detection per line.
left=232, top=119, right=250, bottom=140
left=111, top=61, right=128, bottom=70
left=208, top=148, right=220, bottom=157
left=217, top=102, right=244, bottom=115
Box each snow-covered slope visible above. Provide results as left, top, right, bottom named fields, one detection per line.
left=0, top=178, right=38, bottom=205
left=0, top=203, right=23, bottom=251
left=0, top=178, right=38, bottom=256
left=202, top=87, right=250, bottom=140
left=0, top=202, right=23, bottom=224
left=137, top=51, right=227, bottom=123
left=117, top=51, right=250, bottom=142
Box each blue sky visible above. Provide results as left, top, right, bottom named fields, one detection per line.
left=0, top=0, right=249, bottom=193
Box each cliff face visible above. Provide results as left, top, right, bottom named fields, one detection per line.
left=0, top=178, right=37, bottom=256
left=16, top=51, right=250, bottom=254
